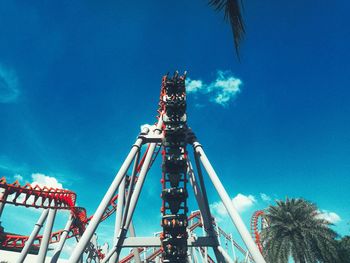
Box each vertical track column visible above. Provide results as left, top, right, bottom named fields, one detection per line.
left=160, top=72, right=189, bottom=262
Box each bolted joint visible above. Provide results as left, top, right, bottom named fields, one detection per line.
left=192, top=141, right=202, bottom=150
left=138, top=124, right=164, bottom=144
left=138, top=133, right=164, bottom=144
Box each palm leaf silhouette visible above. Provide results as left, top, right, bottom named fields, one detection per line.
left=209, top=0, right=245, bottom=58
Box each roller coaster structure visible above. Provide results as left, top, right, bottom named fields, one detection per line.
left=0, top=72, right=267, bottom=263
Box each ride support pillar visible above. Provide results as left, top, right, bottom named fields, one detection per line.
left=193, top=141, right=266, bottom=263
left=16, top=209, right=49, bottom=263
left=37, top=209, right=57, bottom=263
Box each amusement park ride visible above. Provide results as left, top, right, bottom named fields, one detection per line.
left=0, top=72, right=267, bottom=262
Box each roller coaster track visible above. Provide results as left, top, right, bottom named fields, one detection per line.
left=250, top=210, right=266, bottom=254
left=0, top=144, right=161, bottom=255
left=0, top=177, right=76, bottom=210
left=118, top=211, right=253, bottom=263
left=160, top=72, right=189, bottom=261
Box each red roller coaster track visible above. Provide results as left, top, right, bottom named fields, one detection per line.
left=0, top=144, right=160, bottom=260
left=0, top=175, right=255, bottom=262
left=0, top=177, right=84, bottom=250
left=0, top=177, right=76, bottom=210
left=250, top=210, right=266, bottom=254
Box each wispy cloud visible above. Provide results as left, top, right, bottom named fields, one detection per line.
left=186, top=79, right=204, bottom=93
left=13, top=174, right=23, bottom=182
left=0, top=64, right=20, bottom=103
left=0, top=155, right=29, bottom=176
left=317, top=210, right=341, bottom=224
left=210, top=193, right=256, bottom=222
left=186, top=71, right=242, bottom=107
left=260, top=193, right=272, bottom=202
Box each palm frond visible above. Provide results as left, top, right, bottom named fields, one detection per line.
left=262, top=198, right=340, bottom=262
left=209, top=0, right=245, bottom=58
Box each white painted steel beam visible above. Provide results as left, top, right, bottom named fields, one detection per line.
left=16, top=209, right=49, bottom=263
left=51, top=213, right=74, bottom=263
left=113, top=236, right=217, bottom=247
left=68, top=127, right=150, bottom=263
left=37, top=209, right=57, bottom=263
left=193, top=141, right=266, bottom=263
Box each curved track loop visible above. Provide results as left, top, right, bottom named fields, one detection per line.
left=0, top=176, right=85, bottom=249
left=0, top=177, right=76, bottom=209
left=0, top=144, right=160, bottom=256
left=250, top=210, right=265, bottom=253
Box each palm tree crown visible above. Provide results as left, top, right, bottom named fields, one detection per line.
left=261, top=198, right=339, bottom=263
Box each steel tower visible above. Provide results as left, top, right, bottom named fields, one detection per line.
left=68, top=71, right=265, bottom=263
left=0, top=72, right=266, bottom=263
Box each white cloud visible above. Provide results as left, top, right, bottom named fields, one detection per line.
left=186, top=79, right=204, bottom=93
left=210, top=201, right=227, bottom=219
left=0, top=64, right=20, bottom=103
left=31, top=173, right=63, bottom=189
left=317, top=210, right=341, bottom=224
left=232, top=193, right=256, bottom=212
left=210, top=193, right=256, bottom=222
left=186, top=71, right=242, bottom=107
left=208, top=71, right=242, bottom=106
left=260, top=193, right=271, bottom=202
left=13, top=174, right=23, bottom=182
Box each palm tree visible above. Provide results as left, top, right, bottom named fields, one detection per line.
left=208, top=0, right=245, bottom=57
left=261, top=198, right=339, bottom=263
left=338, top=236, right=350, bottom=262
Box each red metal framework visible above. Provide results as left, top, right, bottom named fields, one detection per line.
left=0, top=142, right=160, bottom=250
left=0, top=112, right=164, bottom=262
left=1, top=208, right=87, bottom=249
left=0, top=177, right=76, bottom=209
left=0, top=178, right=84, bottom=248
left=250, top=210, right=266, bottom=253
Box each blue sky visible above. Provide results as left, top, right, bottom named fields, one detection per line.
left=0, top=0, right=350, bottom=260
